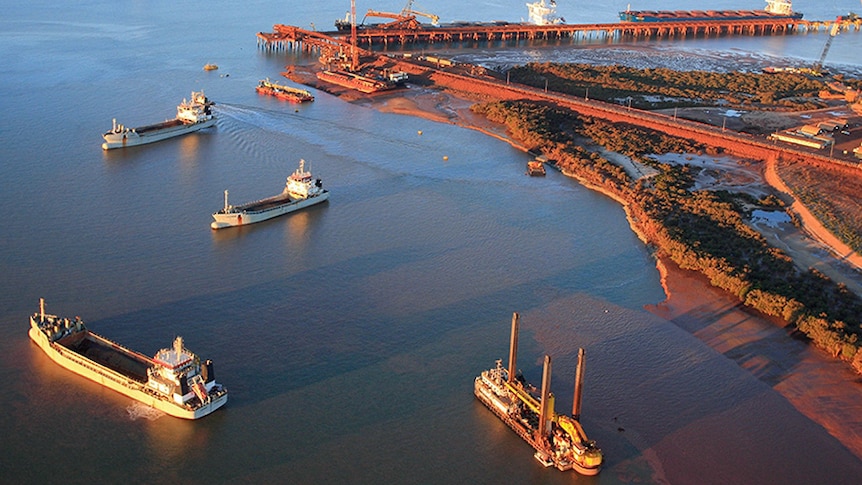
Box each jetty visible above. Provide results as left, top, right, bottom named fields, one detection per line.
left=259, top=16, right=861, bottom=50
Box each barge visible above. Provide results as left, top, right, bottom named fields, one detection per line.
left=211, top=158, right=328, bottom=229
left=101, top=91, right=215, bottom=150
left=620, top=0, right=803, bottom=22
left=256, top=78, right=314, bottom=102
left=315, top=69, right=397, bottom=94
left=29, top=299, right=227, bottom=419
left=474, top=313, right=602, bottom=475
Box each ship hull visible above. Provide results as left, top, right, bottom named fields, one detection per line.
left=256, top=85, right=313, bottom=103
left=101, top=117, right=216, bottom=150
left=473, top=377, right=542, bottom=454
left=29, top=326, right=227, bottom=419
left=316, top=70, right=395, bottom=94
left=211, top=191, right=329, bottom=229
left=619, top=10, right=803, bottom=22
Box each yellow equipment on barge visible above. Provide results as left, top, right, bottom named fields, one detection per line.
left=473, top=312, right=602, bottom=475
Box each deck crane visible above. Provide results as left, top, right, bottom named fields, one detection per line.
left=362, top=9, right=422, bottom=29
left=401, top=0, right=440, bottom=26
left=359, top=0, right=439, bottom=30
left=812, top=18, right=842, bottom=76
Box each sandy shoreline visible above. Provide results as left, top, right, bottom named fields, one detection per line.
left=360, top=83, right=862, bottom=460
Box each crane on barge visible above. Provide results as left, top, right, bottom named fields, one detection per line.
left=474, top=313, right=602, bottom=475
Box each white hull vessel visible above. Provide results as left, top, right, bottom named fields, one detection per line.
left=29, top=299, right=227, bottom=419
left=102, top=91, right=215, bottom=150
left=211, top=159, right=328, bottom=230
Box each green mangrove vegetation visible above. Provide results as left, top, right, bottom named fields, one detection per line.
left=472, top=99, right=862, bottom=369
left=507, top=63, right=831, bottom=111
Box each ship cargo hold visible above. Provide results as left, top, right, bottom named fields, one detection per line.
left=620, top=0, right=803, bottom=22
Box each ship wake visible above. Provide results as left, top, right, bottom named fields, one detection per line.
left=126, top=402, right=166, bottom=421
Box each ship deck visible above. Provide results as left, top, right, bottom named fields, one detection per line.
left=65, top=335, right=151, bottom=383
left=133, top=119, right=187, bottom=134
left=235, top=193, right=294, bottom=213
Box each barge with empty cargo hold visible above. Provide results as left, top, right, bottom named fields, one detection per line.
left=211, top=158, right=328, bottom=229
left=101, top=91, right=215, bottom=150
left=29, top=299, right=227, bottom=419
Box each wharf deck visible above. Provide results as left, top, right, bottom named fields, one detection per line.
left=258, top=17, right=860, bottom=50
left=258, top=24, right=862, bottom=172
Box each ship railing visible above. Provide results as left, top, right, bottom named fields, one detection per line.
left=51, top=340, right=210, bottom=410
left=88, top=332, right=156, bottom=366
left=51, top=342, right=144, bottom=390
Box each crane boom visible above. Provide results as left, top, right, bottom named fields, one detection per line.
left=813, top=18, right=842, bottom=75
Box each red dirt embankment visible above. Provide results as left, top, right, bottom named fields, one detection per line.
left=349, top=59, right=862, bottom=461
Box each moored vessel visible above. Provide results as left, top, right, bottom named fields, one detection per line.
left=526, top=0, right=565, bottom=25
left=256, top=78, right=314, bottom=103
left=211, top=158, right=329, bottom=230
left=620, top=0, right=803, bottom=22
left=527, top=160, right=546, bottom=176
left=474, top=313, right=602, bottom=475
left=315, top=69, right=396, bottom=94
left=101, top=91, right=215, bottom=150
left=28, top=299, right=228, bottom=419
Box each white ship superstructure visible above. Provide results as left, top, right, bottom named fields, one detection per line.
left=526, top=0, right=564, bottom=25
left=765, top=0, right=794, bottom=15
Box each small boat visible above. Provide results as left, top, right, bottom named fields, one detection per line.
left=256, top=78, right=314, bottom=103
left=474, top=313, right=603, bottom=475
left=211, top=159, right=329, bottom=230
left=28, top=299, right=228, bottom=419
left=101, top=91, right=215, bottom=150
left=527, top=160, right=546, bottom=176
left=203, top=63, right=219, bottom=71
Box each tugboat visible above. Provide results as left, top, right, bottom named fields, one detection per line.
left=101, top=91, right=215, bottom=150
left=474, top=313, right=603, bottom=475
left=211, top=159, right=329, bottom=229
left=28, top=299, right=228, bottom=419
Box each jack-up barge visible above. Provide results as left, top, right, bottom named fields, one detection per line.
left=474, top=312, right=602, bottom=475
